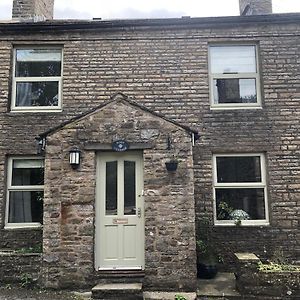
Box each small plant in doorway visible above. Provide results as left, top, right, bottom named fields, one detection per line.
left=196, top=217, right=220, bottom=279
left=20, top=273, right=34, bottom=288
left=175, top=294, right=187, bottom=300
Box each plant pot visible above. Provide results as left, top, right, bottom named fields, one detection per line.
left=165, top=161, right=178, bottom=171
left=197, top=262, right=218, bottom=279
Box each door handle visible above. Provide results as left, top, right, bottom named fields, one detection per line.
left=137, top=208, right=142, bottom=218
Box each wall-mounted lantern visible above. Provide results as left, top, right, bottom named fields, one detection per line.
left=69, top=147, right=81, bottom=169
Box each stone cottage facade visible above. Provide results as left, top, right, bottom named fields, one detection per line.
left=0, top=0, right=299, bottom=294
left=41, top=94, right=197, bottom=290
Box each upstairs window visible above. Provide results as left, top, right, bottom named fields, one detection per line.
left=11, top=47, right=62, bottom=112
left=6, top=158, right=44, bottom=228
left=209, top=45, right=261, bottom=109
left=213, top=154, right=269, bottom=226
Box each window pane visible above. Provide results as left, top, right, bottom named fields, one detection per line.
left=106, top=161, right=117, bottom=215
left=213, top=79, right=257, bottom=104
left=16, top=49, right=61, bottom=77
left=12, top=159, right=44, bottom=186
left=9, top=191, right=43, bottom=223
left=13, top=160, right=43, bottom=169
left=210, top=46, right=256, bottom=73
left=216, top=156, right=261, bottom=183
left=16, top=81, right=59, bottom=107
left=124, top=161, right=136, bottom=215
left=216, top=188, right=265, bottom=220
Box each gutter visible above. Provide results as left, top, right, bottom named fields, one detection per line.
left=0, top=13, right=299, bottom=33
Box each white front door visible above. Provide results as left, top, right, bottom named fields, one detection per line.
left=95, top=151, right=144, bottom=270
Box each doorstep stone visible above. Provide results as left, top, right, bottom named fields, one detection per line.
left=73, top=291, right=92, bottom=299
left=234, top=253, right=260, bottom=262
left=92, top=282, right=143, bottom=300
left=143, top=291, right=197, bottom=300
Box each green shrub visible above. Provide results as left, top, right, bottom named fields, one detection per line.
left=16, top=244, right=42, bottom=254
left=258, top=261, right=300, bottom=272
left=20, top=273, right=34, bottom=288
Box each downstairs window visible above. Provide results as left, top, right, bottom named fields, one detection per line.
left=213, top=154, right=269, bottom=226
left=5, top=157, right=44, bottom=229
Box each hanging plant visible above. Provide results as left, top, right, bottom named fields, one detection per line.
left=165, top=156, right=178, bottom=171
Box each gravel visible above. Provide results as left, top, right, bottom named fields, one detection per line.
left=0, top=286, right=91, bottom=300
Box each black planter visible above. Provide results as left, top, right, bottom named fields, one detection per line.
left=197, top=262, right=218, bottom=279
left=165, top=161, right=178, bottom=171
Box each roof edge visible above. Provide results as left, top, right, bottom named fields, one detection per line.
left=37, top=93, right=199, bottom=139
left=1, top=13, right=300, bottom=32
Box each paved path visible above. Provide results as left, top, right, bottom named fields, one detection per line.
left=197, top=272, right=240, bottom=297
left=0, top=287, right=89, bottom=300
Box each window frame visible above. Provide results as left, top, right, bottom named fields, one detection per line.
left=212, top=153, right=269, bottom=226
left=5, top=157, right=44, bottom=229
left=209, top=44, right=262, bottom=110
left=11, top=46, right=63, bottom=112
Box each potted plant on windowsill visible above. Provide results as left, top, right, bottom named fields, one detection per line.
left=217, top=201, right=251, bottom=226
left=196, top=217, right=219, bottom=279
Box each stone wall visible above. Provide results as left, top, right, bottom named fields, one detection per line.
left=235, top=253, right=300, bottom=299
left=0, top=16, right=299, bottom=280
left=42, top=96, right=197, bottom=290
left=0, top=230, right=42, bottom=249
left=12, top=0, right=54, bottom=20
left=0, top=251, right=42, bottom=284
left=12, top=0, right=34, bottom=19
left=239, top=0, right=272, bottom=15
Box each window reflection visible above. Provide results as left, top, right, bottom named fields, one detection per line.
left=8, top=159, right=44, bottom=224
left=217, top=156, right=261, bottom=183
left=16, top=49, right=61, bottom=77
left=214, top=155, right=267, bottom=223
left=13, top=48, right=62, bottom=109
left=16, top=82, right=59, bottom=107
left=216, top=188, right=265, bottom=220
left=124, top=161, right=136, bottom=215
left=214, top=79, right=257, bottom=104
left=106, top=161, right=118, bottom=215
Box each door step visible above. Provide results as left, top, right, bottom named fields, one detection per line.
left=94, top=270, right=145, bottom=284
left=197, top=296, right=241, bottom=300
left=144, top=292, right=197, bottom=300
left=92, top=282, right=143, bottom=300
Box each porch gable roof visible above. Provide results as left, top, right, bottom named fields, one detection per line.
left=37, top=93, right=199, bottom=140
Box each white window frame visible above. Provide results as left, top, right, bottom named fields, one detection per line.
left=5, top=157, right=44, bottom=229
left=11, top=46, right=63, bottom=112
left=209, top=44, right=261, bottom=110
left=213, top=153, right=269, bottom=226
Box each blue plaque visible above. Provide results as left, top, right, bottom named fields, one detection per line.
left=112, top=140, right=129, bottom=152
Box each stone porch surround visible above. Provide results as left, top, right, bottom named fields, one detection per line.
left=41, top=93, right=198, bottom=291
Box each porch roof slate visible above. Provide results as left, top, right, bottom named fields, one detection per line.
left=37, top=93, right=199, bottom=140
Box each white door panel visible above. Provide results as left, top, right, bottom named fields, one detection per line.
left=95, top=151, right=144, bottom=270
